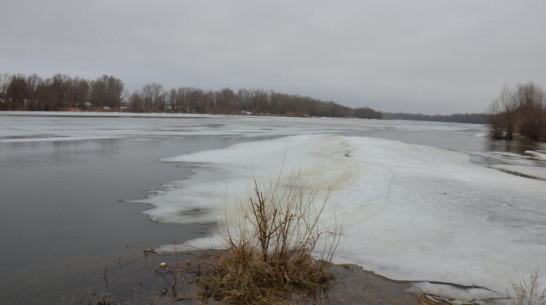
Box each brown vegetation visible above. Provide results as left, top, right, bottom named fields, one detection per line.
left=197, top=174, right=342, bottom=305
left=487, top=82, right=546, bottom=141
left=0, top=72, right=382, bottom=118
left=506, top=268, right=546, bottom=305
left=0, top=73, right=123, bottom=111
left=383, top=112, right=486, bottom=124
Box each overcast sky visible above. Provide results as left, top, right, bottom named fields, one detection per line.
left=1, top=1, right=545, bottom=114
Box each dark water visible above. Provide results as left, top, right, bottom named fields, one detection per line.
left=348, top=122, right=544, bottom=154
left=0, top=134, right=249, bottom=304
left=0, top=114, right=543, bottom=304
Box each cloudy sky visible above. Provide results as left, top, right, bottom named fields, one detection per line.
left=1, top=1, right=545, bottom=114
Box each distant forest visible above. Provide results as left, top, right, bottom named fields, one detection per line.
left=0, top=73, right=382, bottom=119
left=0, top=73, right=490, bottom=124
left=383, top=112, right=486, bottom=124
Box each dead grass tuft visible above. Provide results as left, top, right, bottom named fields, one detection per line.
left=507, top=268, right=546, bottom=305
left=415, top=293, right=455, bottom=304
left=198, top=173, right=342, bottom=305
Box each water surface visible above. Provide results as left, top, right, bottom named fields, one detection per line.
left=0, top=112, right=543, bottom=304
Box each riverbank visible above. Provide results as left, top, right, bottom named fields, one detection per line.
left=81, top=250, right=418, bottom=305
left=79, top=249, right=502, bottom=305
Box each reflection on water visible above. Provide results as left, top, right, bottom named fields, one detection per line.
left=0, top=135, right=251, bottom=305
left=486, top=137, right=546, bottom=154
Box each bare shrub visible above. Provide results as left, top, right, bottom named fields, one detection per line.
left=487, top=82, right=546, bottom=142
left=508, top=268, right=546, bottom=305
left=198, top=172, right=342, bottom=305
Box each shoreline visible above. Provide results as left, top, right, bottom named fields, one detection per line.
left=81, top=249, right=503, bottom=305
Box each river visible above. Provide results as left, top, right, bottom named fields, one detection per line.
left=0, top=112, right=544, bottom=304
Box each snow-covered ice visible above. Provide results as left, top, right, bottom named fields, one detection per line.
left=526, top=150, right=546, bottom=161
left=492, top=164, right=546, bottom=181
left=141, top=134, right=546, bottom=302
left=0, top=111, right=488, bottom=146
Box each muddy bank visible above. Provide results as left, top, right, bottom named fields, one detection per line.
left=80, top=249, right=508, bottom=305
left=79, top=249, right=480, bottom=305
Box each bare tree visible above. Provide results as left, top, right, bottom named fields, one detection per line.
left=215, top=87, right=238, bottom=114
left=487, top=82, right=546, bottom=141
left=128, top=90, right=144, bottom=112
left=168, top=88, right=178, bottom=112
left=0, top=74, right=9, bottom=109
left=6, top=74, right=29, bottom=109
left=487, top=98, right=505, bottom=139
left=24, top=74, right=43, bottom=110
left=141, top=83, right=164, bottom=111
left=67, top=77, right=90, bottom=109
left=2, top=72, right=385, bottom=118
left=184, top=87, right=203, bottom=113
left=515, top=82, right=545, bottom=141
left=353, top=107, right=383, bottom=119
left=90, top=75, right=124, bottom=109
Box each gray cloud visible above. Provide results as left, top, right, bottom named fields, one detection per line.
left=2, top=0, right=545, bottom=114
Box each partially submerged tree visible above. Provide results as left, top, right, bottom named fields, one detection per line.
left=487, top=82, right=546, bottom=142
left=516, top=83, right=546, bottom=141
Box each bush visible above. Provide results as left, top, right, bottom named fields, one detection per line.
left=508, top=268, right=546, bottom=305
left=198, top=173, right=342, bottom=305
left=487, top=82, right=546, bottom=142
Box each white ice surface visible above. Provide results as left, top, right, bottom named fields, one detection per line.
left=139, top=134, right=546, bottom=301
left=492, top=164, right=546, bottom=181
left=470, top=149, right=546, bottom=181
left=0, top=111, right=487, bottom=144
left=526, top=150, right=546, bottom=161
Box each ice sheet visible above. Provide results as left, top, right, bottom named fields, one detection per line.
left=0, top=111, right=487, bottom=145
left=492, top=164, right=546, bottom=181
left=526, top=150, right=546, bottom=161
left=469, top=149, right=546, bottom=181
left=138, top=134, right=546, bottom=301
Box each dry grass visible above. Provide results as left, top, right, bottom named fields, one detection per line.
left=414, top=293, right=474, bottom=305
left=507, top=268, right=546, bottom=305
left=198, top=173, right=342, bottom=305
left=418, top=268, right=546, bottom=305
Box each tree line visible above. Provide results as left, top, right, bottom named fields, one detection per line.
left=0, top=73, right=382, bottom=119
left=383, top=112, right=486, bottom=124
left=487, top=82, right=546, bottom=142
left=0, top=73, right=123, bottom=111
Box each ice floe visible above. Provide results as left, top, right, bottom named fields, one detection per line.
left=139, top=134, right=546, bottom=301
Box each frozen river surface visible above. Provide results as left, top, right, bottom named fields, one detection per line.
left=1, top=112, right=545, bottom=303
